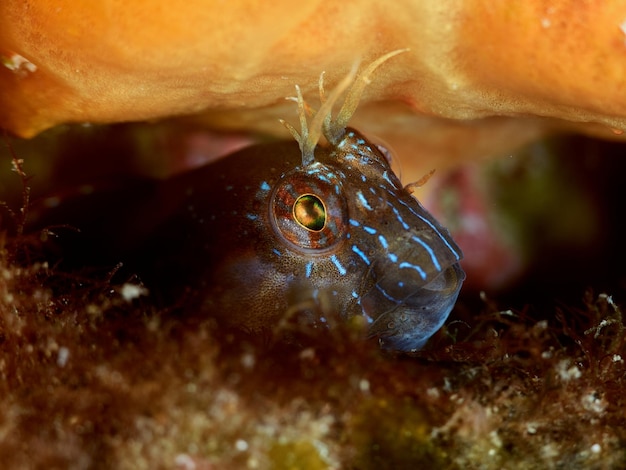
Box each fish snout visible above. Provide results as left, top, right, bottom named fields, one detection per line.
left=365, top=262, right=465, bottom=351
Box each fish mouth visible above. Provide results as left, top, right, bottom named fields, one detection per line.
left=362, top=263, right=465, bottom=351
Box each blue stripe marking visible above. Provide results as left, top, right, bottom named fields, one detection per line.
left=352, top=245, right=371, bottom=265
left=349, top=219, right=360, bottom=227
left=399, top=261, right=427, bottom=280
left=317, top=174, right=331, bottom=183
left=382, top=170, right=395, bottom=186
left=393, top=195, right=462, bottom=260
left=411, top=235, right=441, bottom=271
left=378, top=235, right=388, bottom=249
left=305, top=261, right=313, bottom=278
left=388, top=253, right=398, bottom=263
left=375, top=283, right=399, bottom=302
left=330, top=255, right=347, bottom=276
left=390, top=204, right=410, bottom=230
left=363, top=225, right=377, bottom=235
left=356, top=191, right=373, bottom=211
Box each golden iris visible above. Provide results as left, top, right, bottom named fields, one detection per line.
left=293, top=194, right=326, bottom=231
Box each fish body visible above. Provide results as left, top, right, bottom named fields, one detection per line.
left=167, top=128, right=465, bottom=351
left=33, top=126, right=463, bottom=351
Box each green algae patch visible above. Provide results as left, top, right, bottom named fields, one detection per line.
left=268, top=440, right=328, bottom=470
left=347, top=397, right=451, bottom=469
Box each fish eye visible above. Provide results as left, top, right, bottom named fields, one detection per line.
left=270, top=164, right=348, bottom=252
left=293, top=194, right=326, bottom=231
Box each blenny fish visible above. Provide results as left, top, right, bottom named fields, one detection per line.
left=33, top=51, right=464, bottom=351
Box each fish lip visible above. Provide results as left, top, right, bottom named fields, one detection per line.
left=362, top=263, right=465, bottom=351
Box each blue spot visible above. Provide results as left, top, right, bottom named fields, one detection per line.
left=398, top=281, right=404, bottom=288
left=378, top=235, right=389, bottom=249
left=388, top=253, right=398, bottom=263
left=351, top=290, right=359, bottom=299
left=272, top=248, right=282, bottom=257
left=361, top=175, right=367, bottom=182
left=330, top=255, right=347, bottom=276
left=246, top=213, right=258, bottom=221
left=352, top=245, right=371, bottom=265
left=399, top=261, right=427, bottom=280
left=356, top=191, right=373, bottom=211
left=411, top=235, right=442, bottom=271
left=305, top=261, right=313, bottom=278
left=349, top=219, right=361, bottom=227
left=260, top=181, right=271, bottom=191
left=363, top=225, right=377, bottom=235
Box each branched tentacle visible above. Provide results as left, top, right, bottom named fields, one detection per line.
left=281, top=49, right=409, bottom=166
left=326, top=49, right=409, bottom=145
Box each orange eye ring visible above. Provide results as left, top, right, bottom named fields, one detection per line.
left=270, top=164, right=348, bottom=252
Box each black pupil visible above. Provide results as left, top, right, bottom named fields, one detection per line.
left=293, top=194, right=326, bottom=231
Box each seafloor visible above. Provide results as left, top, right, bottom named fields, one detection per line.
left=0, top=126, right=625, bottom=469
